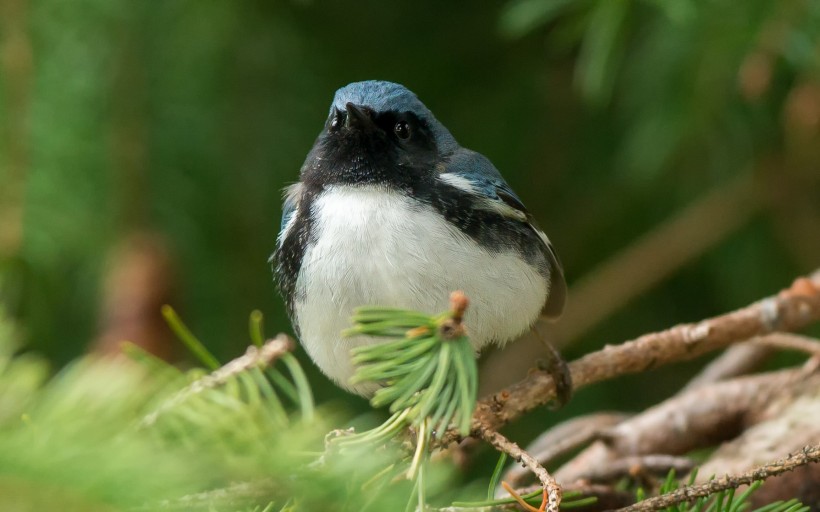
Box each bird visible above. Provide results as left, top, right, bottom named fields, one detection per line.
left=272, top=80, right=569, bottom=399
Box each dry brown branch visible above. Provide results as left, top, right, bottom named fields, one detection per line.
left=478, top=427, right=561, bottom=512
left=696, top=391, right=820, bottom=483
left=682, top=332, right=819, bottom=391
left=555, top=367, right=819, bottom=483
left=503, top=413, right=629, bottom=488
left=682, top=344, right=773, bottom=391
left=603, top=368, right=814, bottom=455
left=140, top=335, right=294, bottom=427
left=749, top=464, right=820, bottom=506
left=612, top=444, right=820, bottom=512
left=456, top=270, right=820, bottom=443
left=481, top=172, right=761, bottom=392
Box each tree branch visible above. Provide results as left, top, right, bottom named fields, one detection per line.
left=140, top=335, right=294, bottom=427
left=681, top=344, right=772, bottom=391
left=554, top=367, right=817, bottom=483
left=458, top=270, right=820, bottom=441
left=502, top=413, right=629, bottom=488
left=612, top=444, right=820, bottom=512
left=478, top=427, right=561, bottom=512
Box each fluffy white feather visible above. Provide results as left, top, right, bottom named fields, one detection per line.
left=293, top=185, right=550, bottom=393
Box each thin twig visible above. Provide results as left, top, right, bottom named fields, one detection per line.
left=682, top=344, right=773, bottom=391
left=683, top=332, right=820, bottom=391
left=479, top=428, right=561, bottom=512
left=751, top=332, right=820, bottom=356
left=140, top=335, right=294, bottom=427
left=503, top=413, right=630, bottom=488
left=449, top=270, right=820, bottom=444
left=612, top=444, right=820, bottom=512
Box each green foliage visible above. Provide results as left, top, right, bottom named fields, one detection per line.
left=323, top=303, right=477, bottom=510
left=0, top=302, right=595, bottom=511
left=0, top=309, right=423, bottom=511
left=1, top=1, right=818, bottom=509
left=2, top=0, right=817, bottom=418
left=345, top=305, right=478, bottom=437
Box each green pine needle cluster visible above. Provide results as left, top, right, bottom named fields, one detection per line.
left=330, top=298, right=479, bottom=509
left=344, top=303, right=478, bottom=437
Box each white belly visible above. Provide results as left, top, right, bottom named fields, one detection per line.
left=294, top=185, right=549, bottom=394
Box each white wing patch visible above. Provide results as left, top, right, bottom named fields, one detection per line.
left=278, top=183, right=303, bottom=243
left=438, top=173, right=527, bottom=222
left=438, top=173, right=476, bottom=194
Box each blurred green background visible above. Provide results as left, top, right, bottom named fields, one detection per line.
left=1, top=0, right=819, bottom=424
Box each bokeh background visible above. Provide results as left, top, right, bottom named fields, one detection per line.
left=1, top=0, right=819, bottom=436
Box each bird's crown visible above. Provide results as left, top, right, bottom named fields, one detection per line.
left=330, top=80, right=457, bottom=153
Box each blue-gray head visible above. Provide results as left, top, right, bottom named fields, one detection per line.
left=300, top=81, right=459, bottom=188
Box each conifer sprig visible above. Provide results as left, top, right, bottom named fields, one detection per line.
left=341, top=291, right=478, bottom=440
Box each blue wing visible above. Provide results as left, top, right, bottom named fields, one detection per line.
left=440, top=150, right=566, bottom=318
left=441, top=150, right=527, bottom=212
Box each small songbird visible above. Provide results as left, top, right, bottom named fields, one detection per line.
left=272, top=81, right=568, bottom=397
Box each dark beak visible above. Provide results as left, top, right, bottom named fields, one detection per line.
left=345, top=103, right=375, bottom=130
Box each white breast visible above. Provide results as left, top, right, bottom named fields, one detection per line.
left=294, top=185, right=549, bottom=394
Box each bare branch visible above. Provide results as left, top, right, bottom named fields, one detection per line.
left=612, top=444, right=820, bottom=512
left=696, top=391, right=820, bottom=482
left=458, top=270, right=820, bottom=442
left=555, top=367, right=818, bottom=483
left=682, top=344, right=773, bottom=391
left=751, top=332, right=820, bottom=356
left=503, top=413, right=629, bottom=488
left=684, top=332, right=820, bottom=391
left=478, top=427, right=562, bottom=512
left=140, top=335, right=294, bottom=427
left=604, top=368, right=814, bottom=455
left=481, top=172, right=761, bottom=392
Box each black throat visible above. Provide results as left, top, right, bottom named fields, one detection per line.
left=299, top=109, right=441, bottom=191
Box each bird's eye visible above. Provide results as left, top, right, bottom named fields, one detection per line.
left=394, top=121, right=411, bottom=140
